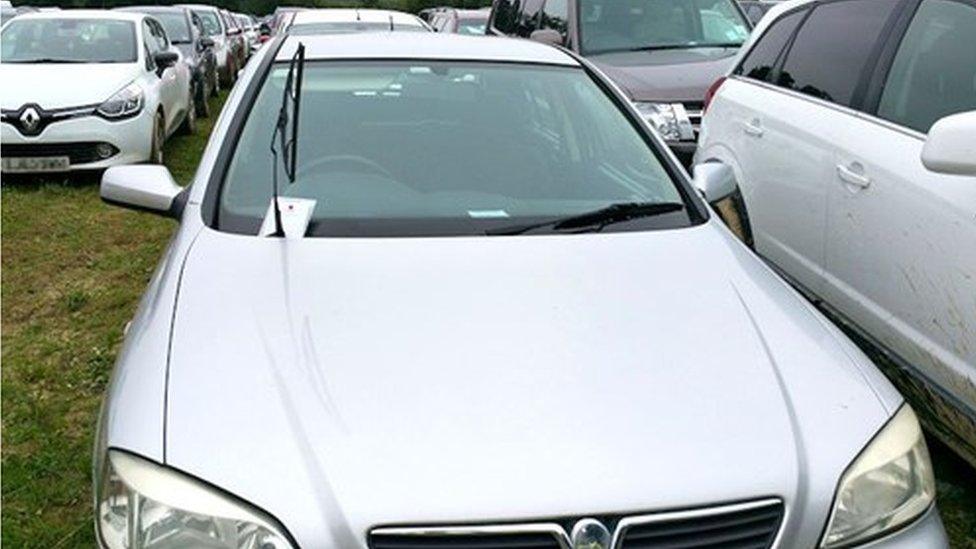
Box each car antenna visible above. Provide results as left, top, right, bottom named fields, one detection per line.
left=267, top=42, right=306, bottom=237
left=355, top=8, right=361, bottom=21
left=389, top=14, right=395, bottom=31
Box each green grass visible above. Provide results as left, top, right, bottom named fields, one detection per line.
left=1, top=92, right=226, bottom=548
left=1, top=88, right=974, bottom=547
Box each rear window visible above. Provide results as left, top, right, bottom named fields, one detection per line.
left=776, top=0, right=899, bottom=108
left=216, top=61, right=692, bottom=237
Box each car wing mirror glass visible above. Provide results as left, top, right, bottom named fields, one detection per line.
left=921, top=111, right=976, bottom=177
left=693, top=163, right=737, bottom=203
left=529, top=28, right=564, bottom=47
left=153, top=50, right=178, bottom=76
left=101, top=166, right=186, bottom=218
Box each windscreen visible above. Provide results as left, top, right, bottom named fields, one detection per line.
left=457, top=17, right=488, bottom=35
left=194, top=10, right=221, bottom=36
left=217, top=61, right=690, bottom=237
left=579, top=0, right=750, bottom=54
left=1, top=18, right=137, bottom=63
left=152, top=12, right=191, bottom=43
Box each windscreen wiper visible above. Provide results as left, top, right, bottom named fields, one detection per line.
left=486, top=202, right=685, bottom=236
left=7, top=58, right=88, bottom=63
left=267, top=42, right=305, bottom=237
left=628, top=42, right=743, bottom=52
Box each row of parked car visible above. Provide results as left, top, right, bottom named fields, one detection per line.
left=89, top=1, right=973, bottom=546
left=1, top=1, right=973, bottom=547
left=0, top=3, right=263, bottom=171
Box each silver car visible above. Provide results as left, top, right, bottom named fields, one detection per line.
left=93, top=33, right=947, bottom=549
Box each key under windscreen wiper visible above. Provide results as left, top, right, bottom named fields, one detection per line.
left=485, top=201, right=685, bottom=236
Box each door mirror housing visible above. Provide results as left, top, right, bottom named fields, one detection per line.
left=153, top=50, right=179, bottom=75
left=101, top=165, right=186, bottom=218
left=693, top=163, right=737, bottom=203
left=529, top=28, right=564, bottom=47
left=259, top=22, right=271, bottom=36
left=199, top=36, right=214, bottom=48
left=921, top=111, right=976, bottom=176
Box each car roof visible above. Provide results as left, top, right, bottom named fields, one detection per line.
left=177, top=4, right=219, bottom=13
left=10, top=9, right=145, bottom=22
left=290, top=9, right=425, bottom=27
left=277, top=32, right=579, bottom=66
left=117, top=5, right=187, bottom=14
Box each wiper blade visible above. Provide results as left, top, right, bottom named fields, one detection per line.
left=6, top=58, right=89, bottom=63
left=628, top=42, right=743, bottom=52
left=267, top=42, right=305, bottom=237
left=486, top=202, right=685, bottom=236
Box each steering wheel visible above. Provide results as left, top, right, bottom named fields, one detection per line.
left=298, top=154, right=395, bottom=180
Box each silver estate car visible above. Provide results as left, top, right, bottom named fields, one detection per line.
left=94, top=33, right=947, bottom=549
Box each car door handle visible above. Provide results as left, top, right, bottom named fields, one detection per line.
left=743, top=120, right=764, bottom=137
left=836, top=163, right=872, bottom=189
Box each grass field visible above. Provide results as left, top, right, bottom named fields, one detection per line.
left=2, top=89, right=974, bottom=548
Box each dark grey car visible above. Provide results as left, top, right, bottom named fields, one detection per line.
left=488, top=0, right=753, bottom=165
left=117, top=5, right=218, bottom=118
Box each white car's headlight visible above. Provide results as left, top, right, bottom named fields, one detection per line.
left=97, top=83, right=144, bottom=119
left=634, top=102, right=694, bottom=142
left=821, top=405, right=935, bottom=548
left=96, top=450, right=294, bottom=549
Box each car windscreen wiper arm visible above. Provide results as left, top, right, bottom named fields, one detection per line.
left=486, top=202, right=685, bottom=236
left=6, top=58, right=89, bottom=63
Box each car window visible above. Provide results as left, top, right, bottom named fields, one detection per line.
left=152, top=11, right=191, bottom=43
left=777, top=0, right=899, bottom=108
left=541, top=0, right=570, bottom=36
left=0, top=18, right=137, bottom=63
left=515, top=0, right=545, bottom=36
left=218, top=61, right=691, bottom=237
left=195, top=10, right=221, bottom=36
left=457, top=16, right=488, bottom=35
left=735, top=8, right=807, bottom=82
left=149, top=19, right=169, bottom=50
left=491, top=0, right=519, bottom=33
left=579, top=0, right=751, bottom=55
left=877, top=0, right=976, bottom=133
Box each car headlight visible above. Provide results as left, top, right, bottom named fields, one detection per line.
left=97, top=83, right=144, bottom=119
left=821, top=405, right=935, bottom=548
left=634, top=102, right=694, bottom=142
left=96, top=449, right=294, bottom=549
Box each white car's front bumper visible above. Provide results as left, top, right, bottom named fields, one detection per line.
left=1, top=110, right=153, bottom=172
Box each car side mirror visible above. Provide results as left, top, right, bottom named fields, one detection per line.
left=693, top=163, right=737, bottom=203
left=529, top=28, right=564, bottom=47
left=101, top=165, right=186, bottom=218
left=199, top=36, right=214, bottom=48
left=153, top=50, right=178, bottom=75
left=921, top=111, right=976, bottom=176
left=259, top=23, right=271, bottom=36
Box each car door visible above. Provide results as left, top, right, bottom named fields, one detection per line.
left=144, top=19, right=181, bottom=134
left=824, top=0, right=976, bottom=410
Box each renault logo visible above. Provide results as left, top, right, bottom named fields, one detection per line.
left=571, top=519, right=612, bottom=549
left=20, top=107, right=41, bottom=133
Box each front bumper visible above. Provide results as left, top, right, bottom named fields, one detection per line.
left=856, top=506, right=948, bottom=548
left=1, top=111, right=153, bottom=172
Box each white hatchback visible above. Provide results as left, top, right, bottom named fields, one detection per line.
left=0, top=10, right=194, bottom=172
left=696, top=0, right=976, bottom=466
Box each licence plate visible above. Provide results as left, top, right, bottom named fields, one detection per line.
left=1, top=156, right=70, bottom=173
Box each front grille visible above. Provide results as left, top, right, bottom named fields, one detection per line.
left=618, top=500, right=783, bottom=549
left=371, top=531, right=563, bottom=549
left=1, top=142, right=118, bottom=165
left=369, top=500, right=783, bottom=549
